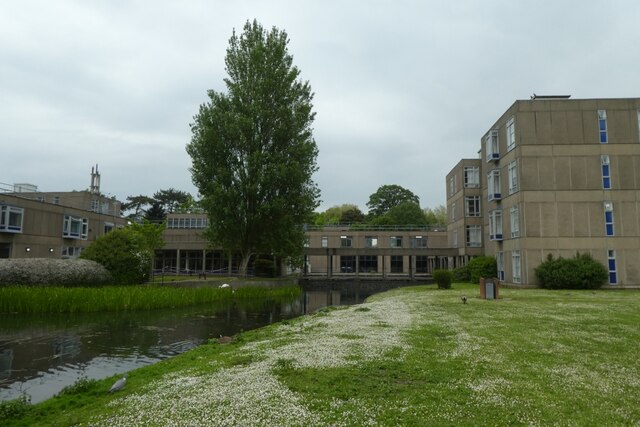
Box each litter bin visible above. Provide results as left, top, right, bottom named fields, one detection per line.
left=480, top=277, right=499, bottom=300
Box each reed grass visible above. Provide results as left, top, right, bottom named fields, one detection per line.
left=0, top=285, right=302, bottom=314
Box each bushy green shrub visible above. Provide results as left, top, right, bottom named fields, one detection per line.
left=535, top=253, right=608, bottom=289
left=0, top=259, right=112, bottom=286
left=81, top=228, right=153, bottom=285
left=468, top=256, right=498, bottom=284
left=453, top=265, right=471, bottom=282
left=433, top=269, right=453, bottom=289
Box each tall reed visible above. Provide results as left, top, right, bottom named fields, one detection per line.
left=0, top=285, right=301, bottom=314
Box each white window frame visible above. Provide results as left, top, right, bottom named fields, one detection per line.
left=340, top=235, right=353, bottom=247
left=512, top=250, right=521, bottom=284
left=104, top=222, right=114, bottom=234
left=365, top=236, right=378, bottom=248
left=485, top=129, right=499, bottom=161
left=506, top=117, right=516, bottom=151
left=598, top=110, right=608, bottom=144
left=601, top=155, right=611, bottom=190
left=449, top=175, right=457, bottom=196
left=62, top=246, right=83, bottom=259
left=465, top=196, right=481, bottom=217
left=452, top=230, right=458, bottom=248
left=510, top=205, right=520, bottom=238
left=489, top=209, right=503, bottom=241
left=604, top=201, right=614, bottom=236
left=411, top=236, right=427, bottom=248
left=450, top=202, right=456, bottom=222
left=465, top=225, right=482, bottom=247
left=508, top=160, right=518, bottom=194
left=488, top=169, right=501, bottom=201
left=321, top=236, right=328, bottom=248
left=0, top=205, right=24, bottom=233
left=463, top=166, right=480, bottom=188
left=390, top=236, right=403, bottom=248
left=496, top=252, right=505, bottom=281
left=63, top=215, right=88, bottom=240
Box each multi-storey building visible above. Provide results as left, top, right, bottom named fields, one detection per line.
left=447, top=96, right=640, bottom=286
left=0, top=167, right=126, bottom=259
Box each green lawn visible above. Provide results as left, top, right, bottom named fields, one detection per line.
left=3, top=284, right=639, bottom=426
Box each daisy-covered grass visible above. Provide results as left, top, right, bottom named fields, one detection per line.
left=4, top=284, right=640, bottom=426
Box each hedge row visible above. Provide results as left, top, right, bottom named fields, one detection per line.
left=0, top=258, right=113, bottom=287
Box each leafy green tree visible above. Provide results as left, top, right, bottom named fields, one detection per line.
left=340, top=206, right=365, bottom=224
left=424, top=205, right=447, bottom=227
left=80, top=227, right=154, bottom=284
left=366, top=184, right=420, bottom=218
left=370, top=201, right=426, bottom=226
left=153, top=188, right=191, bottom=214
left=187, top=20, right=319, bottom=276
left=313, top=204, right=363, bottom=225
left=144, top=202, right=166, bottom=222
left=122, top=195, right=155, bottom=220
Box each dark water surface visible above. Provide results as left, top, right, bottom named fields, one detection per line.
left=0, top=289, right=369, bottom=403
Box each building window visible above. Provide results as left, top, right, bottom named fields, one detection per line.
left=390, top=255, right=403, bottom=273
left=90, top=199, right=100, bottom=212
left=608, top=250, right=617, bottom=285
left=390, top=236, right=403, bottom=248
left=604, top=201, right=614, bottom=236
left=0, top=205, right=24, bottom=233
left=416, top=256, right=428, bottom=274
left=411, top=236, right=427, bottom=248
left=510, top=205, right=520, bottom=238
left=489, top=209, right=503, bottom=241
left=506, top=117, right=516, bottom=151
left=601, top=155, right=611, bottom=189
left=62, top=246, right=83, bottom=259
left=340, top=256, right=355, bottom=273
left=488, top=169, right=501, bottom=201
left=598, top=110, right=608, bottom=143
left=359, top=255, right=378, bottom=273
left=508, top=161, right=518, bottom=194
left=465, top=196, right=481, bottom=217
left=340, top=235, right=352, bottom=247
left=496, top=252, right=505, bottom=281
left=104, top=222, right=114, bottom=234
left=365, top=236, right=378, bottom=248
left=450, top=202, right=456, bottom=222
left=53, top=196, right=60, bottom=205
left=452, top=230, right=458, bottom=248
left=321, top=236, right=328, bottom=248
left=464, top=166, right=480, bottom=188
left=63, top=215, right=88, bottom=240
left=449, top=175, right=457, bottom=196
left=167, top=217, right=209, bottom=229
left=465, top=225, right=482, bottom=247
left=485, top=129, right=499, bottom=161
left=512, top=250, right=521, bottom=283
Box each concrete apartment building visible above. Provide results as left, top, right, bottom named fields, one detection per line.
left=0, top=167, right=126, bottom=259
left=447, top=96, right=640, bottom=286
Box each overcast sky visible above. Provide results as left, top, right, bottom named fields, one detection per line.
left=1, top=1, right=638, bottom=212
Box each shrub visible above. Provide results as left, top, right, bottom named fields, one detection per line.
left=253, top=258, right=277, bottom=277
left=535, top=252, right=608, bottom=290
left=468, top=256, right=497, bottom=284
left=0, top=258, right=112, bottom=286
left=453, top=265, right=471, bottom=282
left=433, top=269, right=453, bottom=289
left=80, top=228, right=153, bottom=285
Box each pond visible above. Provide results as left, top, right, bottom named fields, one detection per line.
left=0, top=288, right=371, bottom=404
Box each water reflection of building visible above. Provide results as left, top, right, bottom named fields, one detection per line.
left=53, top=334, right=82, bottom=360
left=304, top=291, right=341, bottom=313
left=0, top=349, right=13, bottom=381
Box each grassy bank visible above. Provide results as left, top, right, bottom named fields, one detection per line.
left=0, top=285, right=302, bottom=314
left=3, top=284, right=640, bottom=426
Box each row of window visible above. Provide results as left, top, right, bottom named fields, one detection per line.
left=319, top=235, right=428, bottom=249
left=338, top=255, right=429, bottom=274
left=167, top=217, right=209, bottom=229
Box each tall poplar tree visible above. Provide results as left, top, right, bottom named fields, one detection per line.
left=187, top=20, right=320, bottom=276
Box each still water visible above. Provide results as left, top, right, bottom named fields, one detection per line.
left=0, top=289, right=369, bottom=404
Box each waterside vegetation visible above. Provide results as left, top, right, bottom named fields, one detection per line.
left=0, top=284, right=301, bottom=314
left=2, top=284, right=639, bottom=426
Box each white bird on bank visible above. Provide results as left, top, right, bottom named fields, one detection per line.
left=109, top=375, right=127, bottom=393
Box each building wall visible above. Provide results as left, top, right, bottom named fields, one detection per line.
left=477, top=97, right=640, bottom=286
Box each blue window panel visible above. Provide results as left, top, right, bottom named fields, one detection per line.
left=600, top=132, right=608, bottom=143
left=606, top=223, right=614, bottom=236
left=599, top=120, right=607, bottom=131
left=603, top=177, right=611, bottom=189
left=602, top=165, right=609, bottom=176
left=609, top=272, right=617, bottom=284
left=609, top=259, right=616, bottom=270
left=605, top=211, right=613, bottom=222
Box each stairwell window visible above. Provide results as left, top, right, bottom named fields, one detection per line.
left=508, top=161, right=518, bottom=194
left=601, top=155, right=611, bottom=189
left=512, top=250, right=521, bottom=284
left=598, top=110, right=608, bottom=143
left=506, top=117, right=516, bottom=151
left=465, top=225, right=482, bottom=247
left=608, top=250, right=617, bottom=284
left=464, top=166, right=480, bottom=188
left=465, top=196, right=481, bottom=217
left=604, top=201, right=614, bottom=236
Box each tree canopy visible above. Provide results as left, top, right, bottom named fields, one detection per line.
left=187, top=20, right=319, bottom=276
left=366, top=184, right=420, bottom=218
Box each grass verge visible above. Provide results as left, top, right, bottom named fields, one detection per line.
left=2, top=284, right=639, bottom=426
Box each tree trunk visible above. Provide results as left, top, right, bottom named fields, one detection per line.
left=238, top=253, right=252, bottom=277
